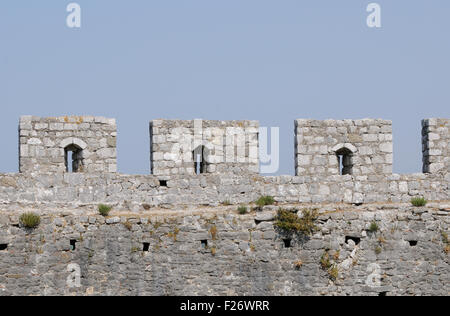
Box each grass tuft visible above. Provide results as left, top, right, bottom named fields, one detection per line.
left=237, top=205, right=248, bottom=215
left=274, top=209, right=318, bottom=236
left=293, top=260, right=303, bottom=269
left=20, top=212, right=41, bottom=229
left=368, top=221, right=379, bottom=233
left=98, top=204, right=112, bottom=217
left=411, top=197, right=427, bottom=207
left=255, top=196, right=275, bottom=208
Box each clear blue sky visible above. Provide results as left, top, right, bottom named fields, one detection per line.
left=1, top=1, right=449, bottom=175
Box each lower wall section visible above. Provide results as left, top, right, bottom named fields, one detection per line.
left=0, top=205, right=448, bottom=296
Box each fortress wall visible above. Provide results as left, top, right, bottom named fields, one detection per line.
left=0, top=172, right=448, bottom=209
left=295, top=119, right=393, bottom=177
left=1, top=116, right=449, bottom=296
left=17, top=116, right=449, bottom=180
left=19, top=116, right=117, bottom=174
left=150, top=120, right=259, bottom=178
left=422, top=118, right=450, bottom=174
left=0, top=205, right=448, bottom=296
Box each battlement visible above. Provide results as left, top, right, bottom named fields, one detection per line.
left=19, top=116, right=117, bottom=173
left=150, top=119, right=259, bottom=178
left=295, top=119, right=393, bottom=176
left=422, top=118, right=450, bottom=173
left=16, top=116, right=449, bottom=177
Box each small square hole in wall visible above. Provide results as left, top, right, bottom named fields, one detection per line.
left=70, top=240, right=77, bottom=251
left=0, top=244, right=8, bottom=251
left=345, top=236, right=361, bottom=246
left=143, top=243, right=150, bottom=252
left=378, top=291, right=388, bottom=296
left=408, top=240, right=418, bottom=247
left=283, top=239, right=292, bottom=248
left=159, top=180, right=167, bottom=187
left=201, top=240, right=208, bottom=248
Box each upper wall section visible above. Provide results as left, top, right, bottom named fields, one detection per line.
left=16, top=116, right=449, bottom=176
left=295, top=119, right=393, bottom=176
left=150, top=119, right=259, bottom=177
left=422, top=118, right=450, bottom=174
left=19, top=116, right=117, bottom=173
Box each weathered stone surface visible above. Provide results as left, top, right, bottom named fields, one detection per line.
left=0, top=205, right=448, bottom=296
left=1, top=116, right=448, bottom=296
left=295, top=119, right=394, bottom=177
left=0, top=172, right=448, bottom=207
left=150, top=120, right=259, bottom=177
left=19, top=116, right=117, bottom=174
left=422, top=118, right=450, bottom=174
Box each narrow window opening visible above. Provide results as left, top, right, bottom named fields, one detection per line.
left=0, top=244, right=8, bottom=251
left=65, top=144, right=83, bottom=173
left=378, top=292, right=388, bottom=296
left=408, top=240, right=418, bottom=247
left=283, top=239, right=292, bottom=248
left=335, top=148, right=353, bottom=175
left=67, top=151, right=73, bottom=172
left=201, top=240, right=208, bottom=248
left=345, top=236, right=361, bottom=245
left=159, top=180, right=167, bottom=187
left=143, top=243, right=150, bottom=252
left=70, top=240, right=77, bottom=251
left=193, top=146, right=208, bottom=175
left=195, top=154, right=202, bottom=175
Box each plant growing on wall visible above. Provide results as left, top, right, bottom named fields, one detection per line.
left=237, top=205, right=248, bottom=215
left=328, top=264, right=339, bottom=281
left=411, top=197, right=427, bottom=207
left=274, top=209, right=318, bottom=236
left=293, top=260, right=303, bottom=270
left=368, top=221, right=379, bottom=233
left=320, top=251, right=332, bottom=270
left=255, top=196, right=275, bottom=208
left=441, top=231, right=449, bottom=254
left=320, top=250, right=339, bottom=281
left=20, top=212, right=41, bottom=229
left=98, top=204, right=112, bottom=217
left=209, top=225, right=218, bottom=240
left=123, top=221, right=132, bottom=231
left=375, top=246, right=382, bottom=255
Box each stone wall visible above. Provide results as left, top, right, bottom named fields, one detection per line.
left=295, top=119, right=393, bottom=176
left=422, top=118, right=450, bottom=174
left=0, top=204, right=448, bottom=296
left=19, top=116, right=117, bottom=173
left=4, top=115, right=449, bottom=296
left=0, top=172, right=448, bottom=209
left=17, top=116, right=449, bottom=180
left=150, top=120, right=259, bottom=178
